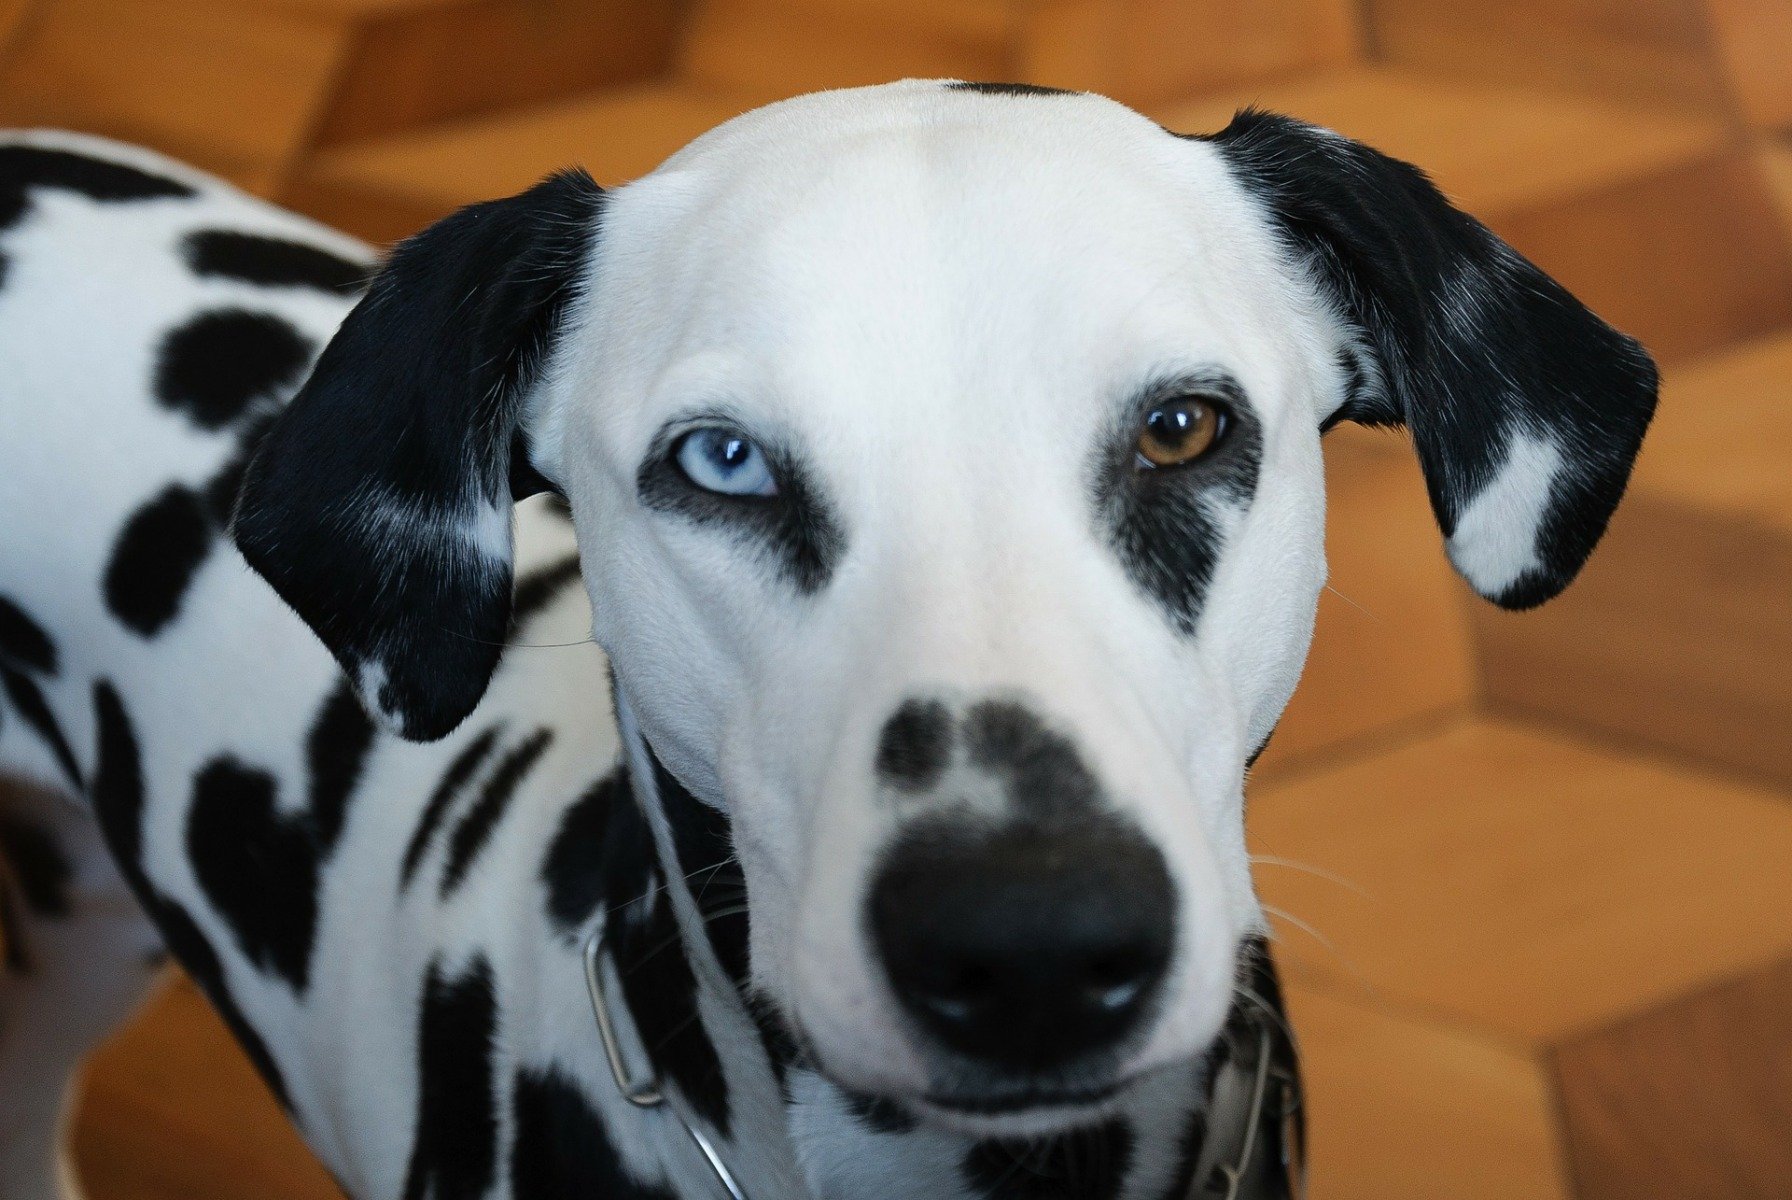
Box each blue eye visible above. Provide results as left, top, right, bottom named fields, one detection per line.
left=674, top=427, right=778, bottom=497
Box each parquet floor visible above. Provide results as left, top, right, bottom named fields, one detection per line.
left=2, top=1, right=1788, bottom=1197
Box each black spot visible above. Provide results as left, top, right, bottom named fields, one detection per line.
left=603, top=754, right=734, bottom=1137
left=636, top=428, right=845, bottom=595
left=0, top=144, right=193, bottom=231
left=0, top=881, right=28, bottom=973
left=186, top=757, right=320, bottom=993
left=510, top=552, right=582, bottom=632
left=964, top=700, right=1102, bottom=817
left=231, top=170, right=603, bottom=743
left=510, top=1067, right=676, bottom=1200
left=843, top=1089, right=919, bottom=1135
left=0, top=664, right=83, bottom=789
left=155, top=309, right=314, bottom=432
left=150, top=892, right=292, bottom=1108
left=87, top=681, right=290, bottom=1107
left=1197, top=108, right=1657, bottom=608
left=0, top=814, right=72, bottom=917
left=962, top=1118, right=1134, bottom=1200
left=1093, top=372, right=1264, bottom=635
left=440, top=727, right=554, bottom=897
left=875, top=698, right=954, bottom=793
left=649, top=750, right=749, bottom=988
left=403, top=956, right=500, bottom=1200
left=104, top=484, right=214, bottom=637
left=400, top=726, right=501, bottom=889
left=182, top=229, right=370, bottom=296
left=948, top=81, right=1079, bottom=97
left=306, top=680, right=377, bottom=853
left=541, top=766, right=623, bottom=941
left=0, top=593, right=57, bottom=674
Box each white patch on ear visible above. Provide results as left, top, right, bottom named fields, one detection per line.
left=1445, top=430, right=1563, bottom=597
left=462, top=500, right=512, bottom=563
left=355, top=659, right=404, bottom=733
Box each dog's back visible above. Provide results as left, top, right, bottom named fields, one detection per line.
left=0, top=132, right=624, bottom=1198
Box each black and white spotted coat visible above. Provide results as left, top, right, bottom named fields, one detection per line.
left=0, top=133, right=1295, bottom=1200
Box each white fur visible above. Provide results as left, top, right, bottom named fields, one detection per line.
left=1446, top=429, right=1562, bottom=596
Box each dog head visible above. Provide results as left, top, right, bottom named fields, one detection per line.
left=235, top=81, right=1655, bottom=1134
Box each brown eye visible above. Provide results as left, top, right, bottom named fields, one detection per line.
left=1136, top=396, right=1223, bottom=468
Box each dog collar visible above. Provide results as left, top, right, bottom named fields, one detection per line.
left=584, top=916, right=1304, bottom=1200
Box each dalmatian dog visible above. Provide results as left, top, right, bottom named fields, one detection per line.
left=0, top=80, right=1655, bottom=1199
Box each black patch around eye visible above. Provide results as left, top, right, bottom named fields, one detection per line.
left=510, top=1067, right=677, bottom=1200
left=876, top=698, right=955, bottom=793
left=964, top=700, right=1102, bottom=818
left=187, top=757, right=321, bottom=993
left=182, top=230, right=370, bottom=296
left=404, top=956, right=500, bottom=1200
left=0, top=814, right=73, bottom=918
left=947, top=81, right=1079, bottom=97
left=1094, top=374, right=1263, bottom=635
left=637, top=429, right=844, bottom=594
left=961, top=1117, right=1134, bottom=1200
left=400, top=726, right=502, bottom=890
left=439, top=727, right=554, bottom=898
left=0, top=144, right=194, bottom=231
left=0, top=593, right=57, bottom=674
left=540, top=766, right=624, bottom=942
left=105, top=484, right=214, bottom=637
left=155, top=309, right=315, bottom=432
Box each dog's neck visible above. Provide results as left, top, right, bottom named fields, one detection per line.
left=598, top=693, right=1302, bottom=1200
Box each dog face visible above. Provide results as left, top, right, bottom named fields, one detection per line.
left=235, top=82, right=1655, bottom=1133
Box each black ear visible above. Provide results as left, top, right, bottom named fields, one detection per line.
left=1203, top=110, right=1658, bottom=609
left=232, top=169, right=602, bottom=741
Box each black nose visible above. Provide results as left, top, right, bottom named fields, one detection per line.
left=869, top=821, right=1176, bottom=1071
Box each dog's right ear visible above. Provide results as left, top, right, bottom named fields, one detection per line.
left=232, top=170, right=602, bottom=742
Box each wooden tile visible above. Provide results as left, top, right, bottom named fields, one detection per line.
left=678, top=0, right=1013, bottom=103
left=1018, top=0, right=1362, bottom=107
left=1706, top=0, right=1792, bottom=132
left=308, top=0, right=681, bottom=147
left=1254, top=427, right=1475, bottom=776
left=1250, top=720, right=1792, bottom=1043
left=1283, top=985, right=1569, bottom=1200
left=73, top=975, right=340, bottom=1200
left=1554, top=952, right=1792, bottom=1200
left=1155, top=67, right=1724, bottom=217
left=1367, top=0, right=1730, bottom=112
left=289, top=83, right=758, bottom=239
left=0, top=0, right=350, bottom=187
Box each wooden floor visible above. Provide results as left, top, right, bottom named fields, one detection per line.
left=3, top=0, right=1789, bottom=1197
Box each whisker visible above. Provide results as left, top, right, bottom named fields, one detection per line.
left=1324, top=583, right=1375, bottom=618
left=1248, top=854, right=1370, bottom=897
left=1259, top=903, right=1380, bottom=1001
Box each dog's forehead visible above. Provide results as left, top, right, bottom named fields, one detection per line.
left=579, top=82, right=1306, bottom=434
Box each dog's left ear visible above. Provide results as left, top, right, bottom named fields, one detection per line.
left=1203, top=109, right=1658, bottom=609
left=233, top=169, right=601, bottom=741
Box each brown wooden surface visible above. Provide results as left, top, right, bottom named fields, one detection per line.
left=1019, top=0, right=1362, bottom=107
left=1705, top=0, right=1792, bottom=132
left=1554, top=952, right=1792, bottom=1200
left=1286, top=984, right=1571, bottom=1200
left=1251, top=719, right=1792, bottom=1043
left=1253, top=427, right=1476, bottom=777
left=1367, top=0, right=1731, bottom=111
left=73, top=976, right=341, bottom=1200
